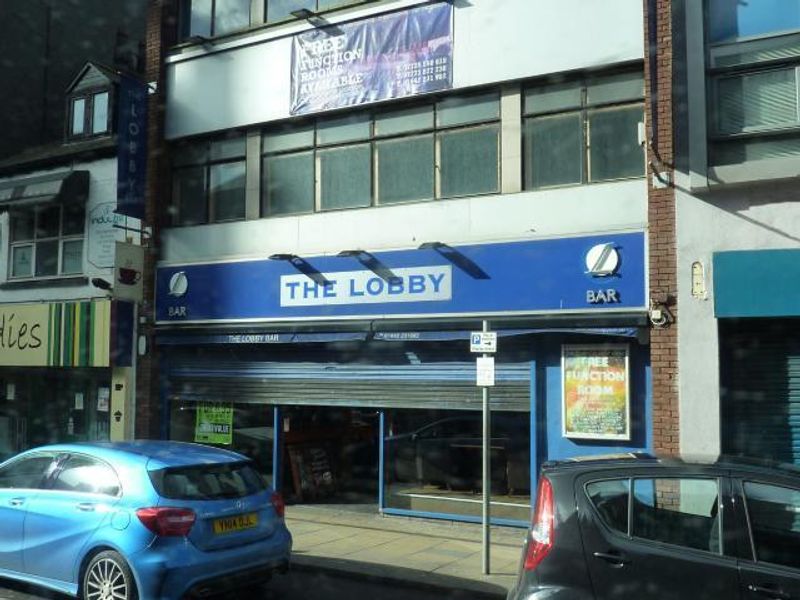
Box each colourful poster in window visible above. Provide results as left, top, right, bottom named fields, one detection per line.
left=562, top=345, right=630, bottom=440
left=195, top=402, right=234, bottom=445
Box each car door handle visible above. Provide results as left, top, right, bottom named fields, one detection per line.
left=76, top=503, right=96, bottom=512
left=593, top=551, right=630, bottom=567
left=9, top=497, right=25, bottom=507
left=748, top=584, right=791, bottom=600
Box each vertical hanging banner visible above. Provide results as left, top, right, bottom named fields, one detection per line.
left=291, top=2, right=453, bottom=115
left=562, top=345, right=630, bottom=441
left=116, top=74, right=148, bottom=219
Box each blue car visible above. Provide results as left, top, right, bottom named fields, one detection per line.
left=0, top=440, right=292, bottom=600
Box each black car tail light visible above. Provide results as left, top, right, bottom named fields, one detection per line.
left=136, top=507, right=196, bottom=536
left=524, top=476, right=554, bottom=571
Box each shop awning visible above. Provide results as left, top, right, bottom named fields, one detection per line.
left=0, top=170, right=89, bottom=211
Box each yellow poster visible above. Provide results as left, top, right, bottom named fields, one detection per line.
left=563, top=344, right=630, bottom=440
left=0, top=304, right=49, bottom=367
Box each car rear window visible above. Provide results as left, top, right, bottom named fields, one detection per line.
left=586, top=478, right=630, bottom=533
left=150, top=461, right=267, bottom=500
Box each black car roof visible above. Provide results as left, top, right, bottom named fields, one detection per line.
left=541, top=453, right=800, bottom=478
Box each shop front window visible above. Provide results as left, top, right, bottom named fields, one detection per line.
left=384, top=409, right=531, bottom=523
left=169, top=401, right=276, bottom=486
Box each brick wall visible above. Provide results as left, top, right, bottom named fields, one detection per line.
left=643, top=0, right=679, bottom=456
left=135, top=0, right=175, bottom=439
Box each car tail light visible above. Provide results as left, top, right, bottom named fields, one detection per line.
left=524, top=476, right=554, bottom=571
left=271, top=491, right=285, bottom=518
left=136, top=507, right=196, bottom=536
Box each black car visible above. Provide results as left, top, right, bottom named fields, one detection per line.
left=508, top=453, right=800, bottom=599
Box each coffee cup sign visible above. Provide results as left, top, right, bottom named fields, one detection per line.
left=114, top=242, right=145, bottom=302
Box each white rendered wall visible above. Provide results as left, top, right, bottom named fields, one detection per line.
left=159, top=179, right=647, bottom=264
left=677, top=182, right=800, bottom=458
left=165, top=0, right=644, bottom=139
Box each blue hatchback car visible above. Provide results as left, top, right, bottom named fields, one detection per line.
left=0, top=440, right=292, bottom=600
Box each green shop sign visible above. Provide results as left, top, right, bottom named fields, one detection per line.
left=195, top=402, right=233, bottom=445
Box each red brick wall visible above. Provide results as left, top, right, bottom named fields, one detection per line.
left=135, top=0, right=175, bottom=439
left=643, top=0, right=679, bottom=456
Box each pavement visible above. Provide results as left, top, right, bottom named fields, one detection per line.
left=285, top=504, right=525, bottom=599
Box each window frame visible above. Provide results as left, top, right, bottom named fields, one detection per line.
left=259, top=90, right=501, bottom=219
left=522, top=71, right=645, bottom=190
left=180, top=0, right=253, bottom=39
left=8, top=203, right=86, bottom=281
left=171, top=135, right=248, bottom=226
left=67, top=86, right=113, bottom=140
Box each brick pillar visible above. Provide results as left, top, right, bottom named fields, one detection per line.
left=136, top=0, right=175, bottom=439
left=644, top=0, right=679, bottom=456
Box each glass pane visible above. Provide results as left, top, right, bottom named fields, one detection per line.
left=62, top=203, right=85, bottom=236
left=384, top=409, right=530, bottom=523
left=174, top=167, right=207, bottom=226
left=61, top=240, right=83, bottom=275
left=71, top=98, right=86, bottom=135
left=317, top=114, right=371, bottom=145
left=375, top=105, right=434, bottom=136
left=632, top=479, right=720, bottom=553
left=10, top=211, right=34, bottom=242
left=267, top=0, right=315, bottom=23
left=717, top=69, right=799, bottom=134
left=52, top=455, right=120, bottom=496
left=318, top=0, right=359, bottom=10
left=189, top=0, right=213, bottom=37
left=173, top=142, right=209, bottom=167
left=437, top=92, right=500, bottom=127
left=92, top=91, right=109, bottom=134
left=319, top=144, right=371, bottom=210
left=36, top=205, right=60, bottom=238
left=589, top=106, right=644, bottom=181
left=709, top=0, right=800, bottom=43
left=524, top=114, right=583, bottom=189
left=744, top=481, right=800, bottom=569
left=35, top=240, right=59, bottom=277
left=376, top=135, right=434, bottom=204
left=263, top=123, right=315, bottom=153
left=209, top=161, right=246, bottom=222
left=524, top=81, right=582, bottom=115
left=588, top=72, right=644, bottom=105
left=0, top=454, right=56, bottom=489
left=11, top=246, right=33, bottom=278
left=263, top=151, right=315, bottom=216
left=214, top=0, right=250, bottom=35
left=439, top=126, right=499, bottom=198
left=587, top=479, right=630, bottom=534
left=210, top=135, right=246, bottom=161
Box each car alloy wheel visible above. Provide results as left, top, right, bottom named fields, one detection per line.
left=83, top=550, right=137, bottom=600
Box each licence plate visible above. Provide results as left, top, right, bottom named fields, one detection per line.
left=213, top=512, right=258, bottom=535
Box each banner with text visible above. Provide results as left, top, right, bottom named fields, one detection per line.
left=562, top=345, right=630, bottom=441
left=290, top=3, right=453, bottom=115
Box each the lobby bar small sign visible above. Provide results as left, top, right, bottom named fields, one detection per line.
left=562, top=345, right=630, bottom=441
left=290, top=2, right=453, bottom=115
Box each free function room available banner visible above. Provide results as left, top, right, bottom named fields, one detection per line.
left=291, top=2, right=453, bottom=115
left=562, top=345, right=630, bottom=441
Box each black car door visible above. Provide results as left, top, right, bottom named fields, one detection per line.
left=576, top=467, right=741, bottom=600
left=734, top=475, right=800, bottom=600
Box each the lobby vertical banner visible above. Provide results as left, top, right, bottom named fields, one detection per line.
left=562, top=345, right=630, bottom=441
left=290, top=2, right=453, bottom=115
left=116, top=74, right=148, bottom=219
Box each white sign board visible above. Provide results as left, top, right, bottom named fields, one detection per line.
left=471, top=331, right=497, bottom=353
left=476, top=356, right=495, bottom=387
left=114, top=242, right=145, bottom=303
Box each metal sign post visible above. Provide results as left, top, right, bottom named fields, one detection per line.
left=480, top=320, right=492, bottom=575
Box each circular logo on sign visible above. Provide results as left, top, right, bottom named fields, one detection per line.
left=168, top=271, right=189, bottom=297
left=585, top=243, right=620, bottom=277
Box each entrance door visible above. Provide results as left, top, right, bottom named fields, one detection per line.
left=576, top=471, right=741, bottom=599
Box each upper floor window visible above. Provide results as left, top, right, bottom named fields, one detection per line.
left=265, top=0, right=361, bottom=23
left=69, top=90, right=110, bottom=139
left=261, top=90, right=500, bottom=218
left=9, top=203, right=85, bottom=279
left=708, top=0, right=800, bottom=43
left=181, top=0, right=251, bottom=39
left=523, top=72, right=645, bottom=189
left=172, top=135, right=247, bottom=226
